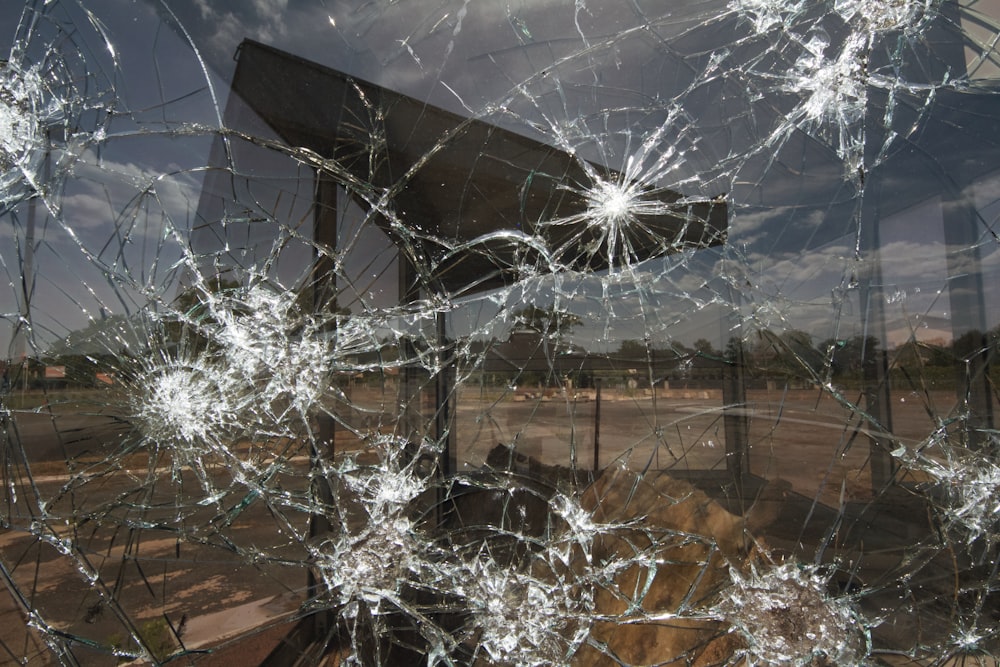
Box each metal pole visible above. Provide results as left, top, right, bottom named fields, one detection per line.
left=308, top=172, right=337, bottom=642
left=436, top=311, right=455, bottom=478
left=15, top=128, right=45, bottom=393
left=593, top=378, right=601, bottom=471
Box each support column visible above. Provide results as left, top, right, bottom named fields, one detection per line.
left=308, top=172, right=338, bottom=640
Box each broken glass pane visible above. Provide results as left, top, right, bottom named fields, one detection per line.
left=1, top=0, right=999, bottom=664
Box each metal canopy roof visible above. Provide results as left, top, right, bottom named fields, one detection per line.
left=229, top=40, right=727, bottom=295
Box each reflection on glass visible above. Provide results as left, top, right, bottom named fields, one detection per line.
left=1, top=1, right=999, bottom=665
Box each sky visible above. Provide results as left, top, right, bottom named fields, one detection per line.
left=1, top=0, right=999, bottom=360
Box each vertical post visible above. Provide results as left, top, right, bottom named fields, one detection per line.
left=942, top=188, right=994, bottom=449
left=310, top=172, right=338, bottom=473
left=398, top=253, right=421, bottom=450
left=308, top=172, right=338, bottom=640
left=436, top=311, right=455, bottom=478
left=723, top=287, right=749, bottom=499
left=939, top=3, right=994, bottom=450
left=14, top=125, right=49, bottom=392
left=859, top=188, right=896, bottom=492
left=593, top=378, right=601, bottom=471
left=863, top=340, right=895, bottom=487
left=723, top=339, right=748, bottom=496
left=16, top=192, right=35, bottom=380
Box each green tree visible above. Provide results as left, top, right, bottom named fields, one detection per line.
left=816, top=335, right=882, bottom=381
left=692, top=338, right=718, bottom=356
left=510, top=305, right=582, bottom=337
left=616, top=338, right=649, bottom=360
left=162, top=278, right=241, bottom=353
left=754, top=329, right=824, bottom=379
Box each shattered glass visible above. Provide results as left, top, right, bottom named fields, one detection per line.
left=1, top=0, right=999, bottom=664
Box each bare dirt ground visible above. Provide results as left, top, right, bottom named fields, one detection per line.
left=455, top=386, right=962, bottom=503
left=0, top=385, right=989, bottom=664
